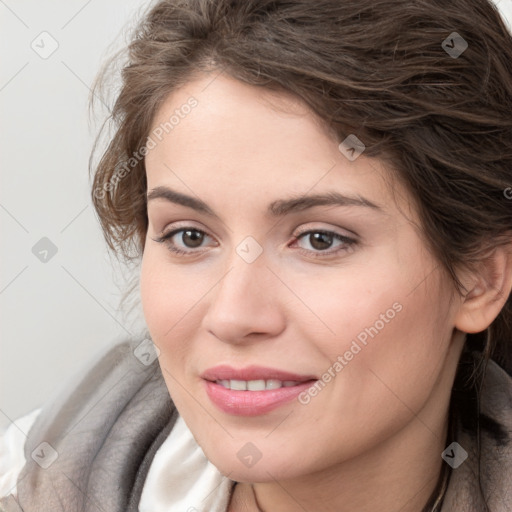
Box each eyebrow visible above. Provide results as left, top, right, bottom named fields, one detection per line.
left=146, top=186, right=382, bottom=218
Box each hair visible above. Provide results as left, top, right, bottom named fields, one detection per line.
left=90, top=0, right=512, bottom=491
left=91, top=0, right=512, bottom=373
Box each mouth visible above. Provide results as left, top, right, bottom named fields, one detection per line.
left=201, top=365, right=318, bottom=416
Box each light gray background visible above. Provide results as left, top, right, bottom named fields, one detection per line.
left=1, top=0, right=511, bottom=430
left=0, top=0, right=151, bottom=431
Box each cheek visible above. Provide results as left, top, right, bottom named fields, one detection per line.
left=291, top=252, right=451, bottom=411
left=140, top=250, right=169, bottom=338
left=140, top=251, right=199, bottom=405
left=140, top=250, right=196, bottom=373
left=140, top=246, right=225, bottom=404
left=311, top=240, right=449, bottom=363
left=316, top=276, right=451, bottom=436
left=140, top=248, right=201, bottom=340
left=269, top=271, right=452, bottom=472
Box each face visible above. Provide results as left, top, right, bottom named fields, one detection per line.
left=140, top=73, right=463, bottom=483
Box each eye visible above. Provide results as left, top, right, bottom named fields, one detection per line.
left=151, top=225, right=357, bottom=259
left=292, top=229, right=356, bottom=258
left=151, top=227, right=215, bottom=256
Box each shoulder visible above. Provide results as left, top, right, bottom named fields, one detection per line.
left=442, top=358, right=512, bottom=511
left=1, top=339, right=179, bottom=512
left=478, top=359, right=512, bottom=501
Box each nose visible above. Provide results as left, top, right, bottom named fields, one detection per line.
left=201, top=254, right=286, bottom=345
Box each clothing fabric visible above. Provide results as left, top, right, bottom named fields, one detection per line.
left=0, top=341, right=235, bottom=512
left=0, top=340, right=511, bottom=511
left=0, top=409, right=41, bottom=501
left=0, top=411, right=233, bottom=512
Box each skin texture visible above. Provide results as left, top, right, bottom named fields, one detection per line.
left=140, top=72, right=512, bottom=512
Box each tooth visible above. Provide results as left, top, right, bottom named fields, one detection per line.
left=216, top=379, right=299, bottom=391
left=247, top=379, right=266, bottom=391
left=230, top=379, right=247, bottom=391
left=265, top=379, right=282, bottom=390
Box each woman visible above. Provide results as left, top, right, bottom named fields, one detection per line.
left=1, top=0, right=512, bottom=510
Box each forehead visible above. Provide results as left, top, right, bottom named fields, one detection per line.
left=145, top=73, right=413, bottom=220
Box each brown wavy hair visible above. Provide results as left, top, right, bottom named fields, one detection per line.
left=90, top=0, right=512, bottom=376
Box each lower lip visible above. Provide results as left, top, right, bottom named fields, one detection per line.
left=204, top=380, right=317, bottom=416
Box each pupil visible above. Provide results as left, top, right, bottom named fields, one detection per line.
left=183, top=230, right=203, bottom=248
left=310, top=232, right=333, bottom=250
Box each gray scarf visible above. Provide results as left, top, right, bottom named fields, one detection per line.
left=1, top=342, right=511, bottom=511
left=1, top=342, right=177, bottom=512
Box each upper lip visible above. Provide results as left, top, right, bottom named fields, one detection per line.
left=201, top=365, right=317, bottom=382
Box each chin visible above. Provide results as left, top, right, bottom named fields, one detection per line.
left=199, top=437, right=309, bottom=483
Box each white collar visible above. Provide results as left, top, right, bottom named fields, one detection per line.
left=139, top=416, right=235, bottom=512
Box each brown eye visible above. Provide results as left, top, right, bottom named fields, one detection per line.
left=152, top=227, right=214, bottom=256
left=308, top=232, right=334, bottom=250
left=293, top=229, right=357, bottom=258
left=181, top=229, right=204, bottom=248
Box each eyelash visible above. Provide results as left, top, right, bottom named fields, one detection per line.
left=152, top=226, right=357, bottom=259
left=292, top=228, right=356, bottom=258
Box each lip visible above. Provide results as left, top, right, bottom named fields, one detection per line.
left=201, top=365, right=318, bottom=416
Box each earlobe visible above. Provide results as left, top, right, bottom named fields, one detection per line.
left=454, top=243, right=512, bottom=334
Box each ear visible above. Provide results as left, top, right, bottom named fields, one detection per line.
left=454, top=243, right=512, bottom=334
